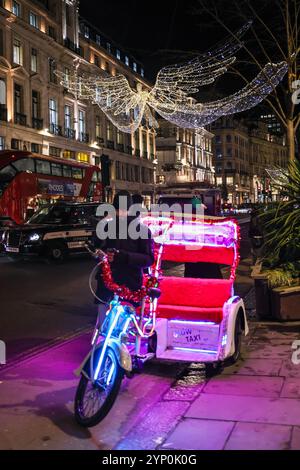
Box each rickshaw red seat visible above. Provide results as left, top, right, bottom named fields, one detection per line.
left=158, top=277, right=232, bottom=323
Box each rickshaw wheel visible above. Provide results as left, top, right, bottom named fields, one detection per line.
left=74, top=347, right=123, bottom=427
left=205, top=361, right=223, bottom=377
left=227, top=312, right=243, bottom=365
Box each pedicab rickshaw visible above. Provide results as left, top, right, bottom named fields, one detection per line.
left=74, top=215, right=248, bottom=427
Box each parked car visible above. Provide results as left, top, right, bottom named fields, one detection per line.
left=221, top=203, right=236, bottom=215
left=0, top=217, right=18, bottom=252
left=2, top=202, right=101, bottom=262
left=235, top=203, right=253, bottom=214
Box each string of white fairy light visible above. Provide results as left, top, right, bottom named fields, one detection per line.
left=55, top=22, right=288, bottom=134
left=151, top=62, right=288, bottom=129
left=265, top=167, right=289, bottom=186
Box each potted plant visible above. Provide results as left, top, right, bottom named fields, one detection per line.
left=251, top=160, right=300, bottom=320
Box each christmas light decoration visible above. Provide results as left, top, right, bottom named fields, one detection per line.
left=99, top=257, right=159, bottom=303
left=57, top=23, right=288, bottom=133
left=265, top=167, right=289, bottom=185
left=55, top=59, right=97, bottom=101
left=152, top=62, right=288, bottom=129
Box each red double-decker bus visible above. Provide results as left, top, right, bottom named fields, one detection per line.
left=0, top=150, right=103, bottom=224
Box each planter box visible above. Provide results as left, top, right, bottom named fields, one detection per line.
left=251, top=264, right=300, bottom=321
left=271, top=286, right=300, bottom=321
left=251, top=264, right=272, bottom=320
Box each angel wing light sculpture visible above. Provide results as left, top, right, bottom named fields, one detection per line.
left=57, top=22, right=288, bottom=133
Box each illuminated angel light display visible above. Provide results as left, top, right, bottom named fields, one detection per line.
left=57, top=22, right=288, bottom=133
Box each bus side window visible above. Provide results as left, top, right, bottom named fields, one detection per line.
left=0, top=165, right=16, bottom=179
left=63, top=165, right=72, bottom=178
left=72, top=167, right=83, bottom=179
left=12, top=158, right=35, bottom=173
left=91, top=171, right=102, bottom=182
left=36, top=160, right=51, bottom=175
left=51, top=163, right=63, bottom=177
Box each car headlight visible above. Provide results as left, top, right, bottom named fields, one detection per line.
left=28, top=233, right=41, bottom=242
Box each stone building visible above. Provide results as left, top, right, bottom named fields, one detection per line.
left=155, top=118, right=215, bottom=195
left=211, top=116, right=288, bottom=204
left=0, top=0, right=156, bottom=203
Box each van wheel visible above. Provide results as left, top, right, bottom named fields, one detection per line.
left=45, top=242, right=68, bottom=262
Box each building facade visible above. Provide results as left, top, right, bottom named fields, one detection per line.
left=155, top=119, right=215, bottom=194
left=211, top=117, right=288, bottom=204
left=0, top=0, right=156, bottom=204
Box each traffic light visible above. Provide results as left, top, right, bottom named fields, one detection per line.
left=100, top=154, right=110, bottom=187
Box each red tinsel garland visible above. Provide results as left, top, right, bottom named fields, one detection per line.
left=99, top=258, right=159, bottom=302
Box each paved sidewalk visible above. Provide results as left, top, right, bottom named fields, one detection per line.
left=116, top=322, right=300, bottom=450
left=0, top=332, right=185, bottom=450
left=1, top=320, right=299, bottom=450
left=1, top=254, right=299, bottom=450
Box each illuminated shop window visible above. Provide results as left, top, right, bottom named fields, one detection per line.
left=77, top=152, right=89, bottom=163
left=63, top=150, right=75, bottom=159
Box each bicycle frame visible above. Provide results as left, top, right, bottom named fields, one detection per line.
left=75, top=216, right=172, bottom=383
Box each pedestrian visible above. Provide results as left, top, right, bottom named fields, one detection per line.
left=92, top=190, right=155, bottom=326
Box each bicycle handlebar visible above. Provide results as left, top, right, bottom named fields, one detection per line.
left=84, top=242, right=106, bottom=260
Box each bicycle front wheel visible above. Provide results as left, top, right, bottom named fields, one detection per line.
left=74, top=346, right=123, bottom=427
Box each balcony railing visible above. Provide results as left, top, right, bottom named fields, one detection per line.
left=0, top=107, right=7, bottom=122
left=49, top=123, right=63, bottom=136
left=106, top=140, right=114, bottom=149
left=96, top=136, right=104, bottom=146
left=63, top=37, right=82, bottom=56
left=126, top=145, right=133, bottom=155
left=116, top=143, right=124, bottom=153
left=79, top=132, right=89, bottom=143
left=15, top=113, right=27, bottom=126
left=64, top=128, right=76, bottom=139
left=32, top=117, right=43, bottom=130
left=162, top=162, right=183, bottom=171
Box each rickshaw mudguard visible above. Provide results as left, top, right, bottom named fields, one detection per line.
left=74, top=338, right=132, bottom=380
left=220, top=296, right=248, bottom=360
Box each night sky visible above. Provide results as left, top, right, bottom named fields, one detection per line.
left=79, top=0, right=285, bottom=110
left=79, top=0, right=219, bottom=80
